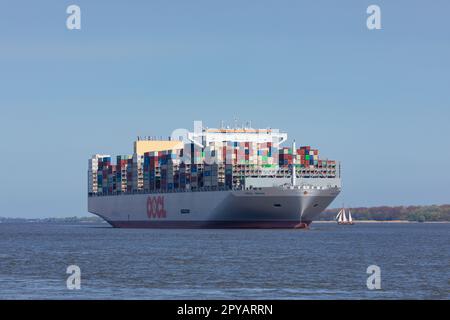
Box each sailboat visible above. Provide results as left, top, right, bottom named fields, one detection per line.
left=336, top=206, right=354, bottom=225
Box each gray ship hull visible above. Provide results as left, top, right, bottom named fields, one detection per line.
left=88, top=186, right=340, bottom=228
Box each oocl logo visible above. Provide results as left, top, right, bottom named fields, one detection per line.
left=147, top=196, right=167, bottom=219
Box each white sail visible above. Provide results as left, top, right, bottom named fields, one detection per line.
left=342, top=209, right=348, bottom=222
left=337, top=209, right=344, bottom=222
left=348, top=210, right=353, bottom=222
left=336, top=209, right=342, bottom=221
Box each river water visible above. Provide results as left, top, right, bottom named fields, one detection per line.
left=0, top=222, right=448, bottom=299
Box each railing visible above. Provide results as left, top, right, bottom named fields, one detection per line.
left=88, top=162, right=341, bottom=197
left=88, top=180, right=341, bottom=197
left=88, top=185, right=242, bottom=197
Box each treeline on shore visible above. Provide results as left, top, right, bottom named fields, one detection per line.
left=2, top=205, right=450, bottom=223
left=320, top=204, right=450, bottom=222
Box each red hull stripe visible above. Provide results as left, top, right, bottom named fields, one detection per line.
left=106, top=220, right=312, bottom=229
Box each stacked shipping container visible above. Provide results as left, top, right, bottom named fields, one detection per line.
left=279, top=146, right=320, bottom=168
left=89, top=142, right=337, bottom=194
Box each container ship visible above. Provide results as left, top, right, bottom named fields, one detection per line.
left=88, top=121, right=341, bottom=228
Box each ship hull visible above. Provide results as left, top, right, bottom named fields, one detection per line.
left=107, top=220, right=306, bottom=229
left=88, top=186, right=340, bottom=229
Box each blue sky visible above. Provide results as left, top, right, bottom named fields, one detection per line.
left=0, top=0, right=449, bottom=217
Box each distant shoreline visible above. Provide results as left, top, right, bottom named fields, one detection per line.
left=316, top=220, right=450, bottom=223
left=1, top=219, right=449, bottom=224
left=2, top=203, right=450, bottom=224
left=0, top=217, right=105, bottom=224
left=322, top=204, right=450, bottom=222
